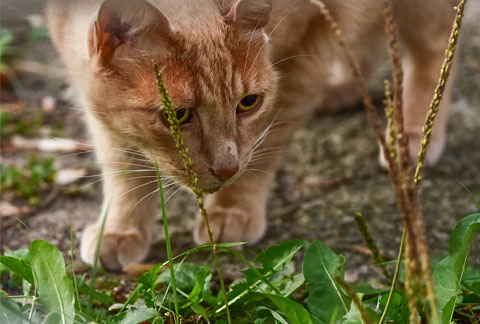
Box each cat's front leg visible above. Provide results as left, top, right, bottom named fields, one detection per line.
left=194, top=156, right=279, bottom=245
left=380, top=0, right=456, bottom=167
left=80, top=118, right=158, bottom=271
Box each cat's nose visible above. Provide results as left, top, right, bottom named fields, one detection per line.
left=211, top=164, right=239, bottom=181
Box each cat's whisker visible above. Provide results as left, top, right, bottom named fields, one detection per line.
left=253, top=111, right=282, bottom=148
left=241, top=170, right=268, bottom=185
left=77, top=174, right=168, bottom=191
left=244, top=168, right=275, bottom=178
left=252, top=145, right=287, bottom=155
left=252, top=119, right=293, bottom=153
left=82, top=104, right=109, bottom=116
left=251, top=148, right=287, bottom=161
left=94, top=160, right=156, bottom=170
left=50, top=137, right=160, bottom=166
left=106, top=147, right=156, bottom=161
left=264, top=54, right=317, bottom=72
left=61, top=149, right=96, bottom=158
left=61, top=149, right=157, bottom=166
left=247, top=8, right=297, bottom=75
left=165, top=186, right=183, bottom=203
left=117, top=180, right=176, bottom=201
left=122, top=175, right=163, bottom=182
left=128, top=188, right=160, bottom=216
left=243, top=17, right=264, bottom=75
left=250, top=151, right=285, bottom=163
left=80, top=169, right=156, bottom=179
left=53, top=137, right=156, bottom=161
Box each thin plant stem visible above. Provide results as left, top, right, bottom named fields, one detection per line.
left=155, top=67, right=232, bottom=324
left=223, top=247, right=283, bottom=295
left=155, top=161, right=179, bottom=324
left=384, top=80, right=397, bottom=163
left=458, top=180, right=480, bottom=210
left=88, top=200, right=111, bottom=313
left=119, top=283, right=144, bottom=313
left=309, top=0, right=396, bottom=176
left=378, top=228, right=406, bottom=324
left=382, top=0, right=441, bottom=320
left=309, top=2, right=428, bottom=318
left=69, top=223, right=82, bottom=313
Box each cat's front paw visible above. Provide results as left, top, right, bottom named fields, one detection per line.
left=379, top=131, right=446, bottom=169
left=193, top=206, right=266, bottom=245
left=80, top=224, right=150, bottom=271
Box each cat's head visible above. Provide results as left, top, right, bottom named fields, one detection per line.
left=86, top=0, right=278, bottom=192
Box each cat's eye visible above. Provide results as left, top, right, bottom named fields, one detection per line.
left=161, top=108, right=192, bottom=125
left=237, top=94, right=262, bottom=113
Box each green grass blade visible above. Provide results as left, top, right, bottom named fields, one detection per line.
left=379, top=228, right=406, bottom=324
left=155, top=160, right=179, bottom=324
left=119, top=283, right=144, bottom=313
left=69, top=223, right=82, bottom=313
left=88, top=200, right=111, bottom=313
left=458, top=180, right=480, bottom=210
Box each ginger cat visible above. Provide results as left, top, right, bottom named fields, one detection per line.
left=46, top=0, right=457, bottom=271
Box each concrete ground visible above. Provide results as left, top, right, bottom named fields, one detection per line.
left=1, top=0, right=479, bottom=281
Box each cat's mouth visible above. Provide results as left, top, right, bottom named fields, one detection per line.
left=202, top=186, right=222, bottom=194
left=197, top=171, right=242, bottom=194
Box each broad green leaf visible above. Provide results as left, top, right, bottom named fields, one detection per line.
left=0, top=293, right=32, bottom=324
left=110, top=308, right=157, bottom=324
left=30, top=240, right=75, bottom=324
left=463, top=267, right=480, bottom=295
left=378, top=292, right=403, bottom=323
left=262, top=293, right=313, bottom=324
left=4, top=249, right=30, bottom=259
left=188, top=266, right=211, bottom=304
left=137, top=263, right=163, bottom=288
left=191, top=304, right=210, bottom=323
left=433, top=213, right=480, bottom=323
left=342, top=299, right=363, bottom=324
left=342, top=294, right=378, bottom=324
left=255, top=240, right=306, bottom=272
left=0, top=256, right=33, bottom=284
left=253, top=318, right=267, bottom=324
left=157, top=263, right=203, bottom=291
left=276, top=273, right=305, bottom=296
left=257, top=306, right=289, bottom=324
left=0, top=249, right=33, bottom=284
left=303, top=241, right=350, bottom=323
left=42, top=312, right=62, bottom=324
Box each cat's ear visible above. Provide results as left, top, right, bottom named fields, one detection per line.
left=226, top=0, right=273, bottom=30
left=90, top=0, right=174, bottom=66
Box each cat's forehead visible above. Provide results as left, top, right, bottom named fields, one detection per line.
left=179, top=37, right=246, bottom=106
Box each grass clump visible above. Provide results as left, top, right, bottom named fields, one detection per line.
left=1, top=155, right=56, bottom=206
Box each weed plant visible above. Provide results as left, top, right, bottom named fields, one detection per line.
left=1, top=155, right=56, bottom=206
